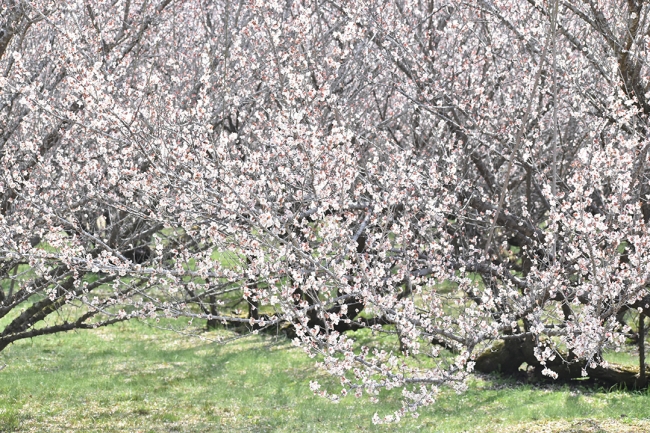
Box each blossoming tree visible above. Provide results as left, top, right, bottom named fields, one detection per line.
left=2, top=0, right=650, bottom=421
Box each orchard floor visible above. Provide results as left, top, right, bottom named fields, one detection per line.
left=1, top=321, right=649, bottom=433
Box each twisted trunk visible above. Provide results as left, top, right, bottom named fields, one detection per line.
left=475, top=337, right=649, bottom=388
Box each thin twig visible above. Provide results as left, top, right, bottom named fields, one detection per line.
left=484, top=11, right=554, bottom=255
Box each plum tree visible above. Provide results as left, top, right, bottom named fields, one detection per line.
left=1, top=0, right=650, bottom=422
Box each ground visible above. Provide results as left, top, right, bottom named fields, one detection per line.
left=1, top=321, right=649, bottom=432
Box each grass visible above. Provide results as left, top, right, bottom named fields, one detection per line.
left=1, top=322, right=650, bottom=432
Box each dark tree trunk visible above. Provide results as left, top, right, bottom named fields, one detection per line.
left=475, top=337, right=649, bottom=389
left=248, top=297, right=259, bottom=321
left=640, top=313, right=646, bottom=386
left=206, top=294, right=218, bottom=329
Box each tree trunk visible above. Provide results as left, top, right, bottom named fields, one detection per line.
left=206, top=294, right=218, bottom=329
left=640, top=313, right=646, bottom=386
left=475, top=338, right=649, bottom=388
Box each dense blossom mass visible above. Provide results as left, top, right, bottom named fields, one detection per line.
left=2, top=0, right=650, bottom=421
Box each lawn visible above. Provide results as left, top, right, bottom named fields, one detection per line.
left=1, top=321, right=650, bottom=432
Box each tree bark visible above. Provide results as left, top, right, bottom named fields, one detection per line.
left=640, top=313, right=646, bottom=386
left=475, top=338, right=649, bottom=388
left=206, top=294, right=218, bottom=330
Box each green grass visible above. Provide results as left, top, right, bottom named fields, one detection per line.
left=1, top=322, right=650, bottom=432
